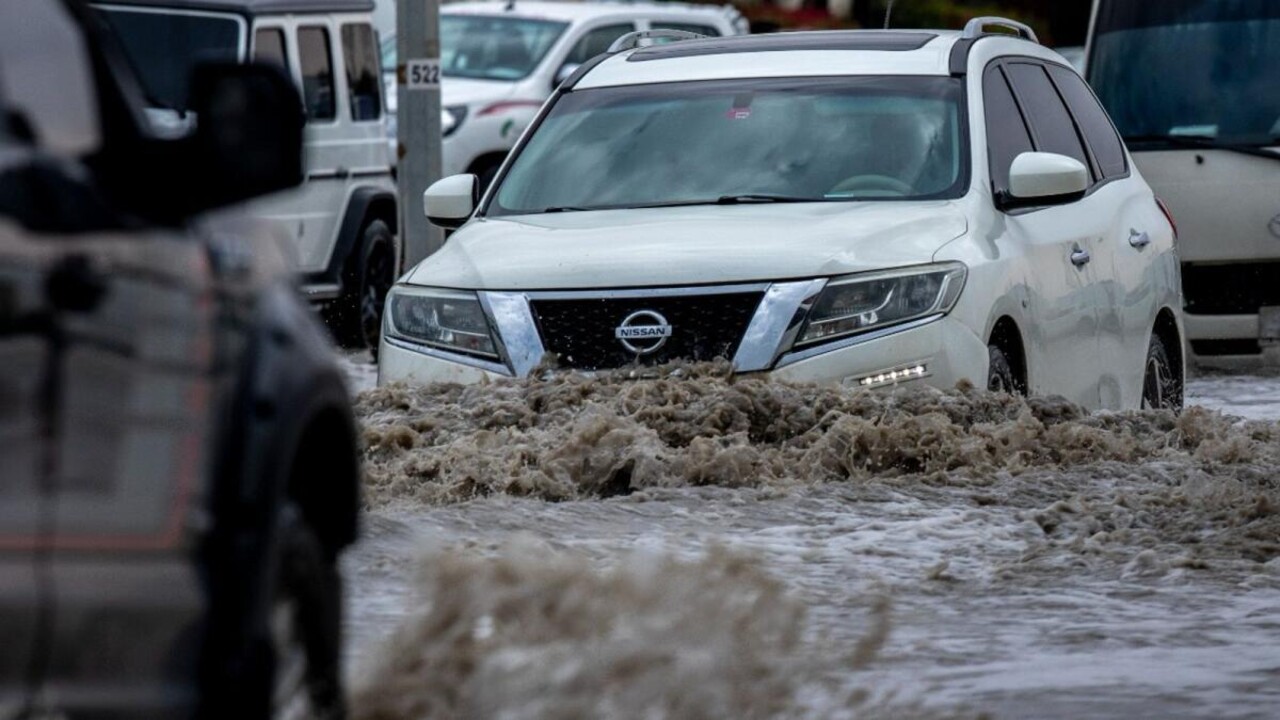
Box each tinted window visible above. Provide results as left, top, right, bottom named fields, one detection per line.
left=1005, top=63, right=1093, bottom=179
left=1088, top=2, right=1280, bottom=146
left=650, top=22, right=722, bottom=39
left=254, top=28, right=287, bottom=69
left=298, top=26, right=336, bottom=121
left=1047, top=65, right=1127, bottom=179
left=982, top=67, right=1034, bottom=194
left=342, top=23, right=381, bottom=121
left=565, top=24, right=634, bottom=65
left=98, top=8, right=241, bottom=112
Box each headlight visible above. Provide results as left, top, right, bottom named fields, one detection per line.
left=385, top=286, right=499, bottom=359
left=442, top=105, right=468, bottom=137
left=797, top=263, right=966, bottom=347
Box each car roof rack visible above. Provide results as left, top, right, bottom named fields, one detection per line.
left=961, top=16, right=1039, bottom=44
left=607, top=29, right=706, bottom=54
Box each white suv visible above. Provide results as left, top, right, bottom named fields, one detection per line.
left=95, top=0, right=400, bottom=351
left=382, top=19, right=1185, bottom=411
left=383, top=1, right=747, bottom=187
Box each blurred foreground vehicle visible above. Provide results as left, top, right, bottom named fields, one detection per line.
left=0, top=1, right=360, bottom=717
left=1086, top=0, right=1280, bottom=364
left=94, top=0, right=400, bottom=354
left=381, top=0, right=748, bottom=191
left=384, top=20, right=1184, bottom=411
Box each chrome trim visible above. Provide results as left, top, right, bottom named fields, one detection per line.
left=481, top=292, right=546, bottom=377
left=518, top=283, right=770, bottom=301
left=774, top=314, right=944, bottom=368
left=384, top=336, right=513, bottom=376
left=732, top=279, right=827, bottom=371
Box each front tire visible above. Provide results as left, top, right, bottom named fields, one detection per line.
left=324, top=220, right=396, bottom=356
left=987, top=345, right=1021, bottom=395
left=272, top=505, right=346, bottom=720
left=1141, top=334, right=1183, bottom=411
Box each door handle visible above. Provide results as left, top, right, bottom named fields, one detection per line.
left=1070, top=248, right=1091, bottom=267
left=1128, top=229, right=1151, bottom=249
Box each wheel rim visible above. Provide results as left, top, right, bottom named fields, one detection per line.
left=989, top=372, right=1009, bottom=394
left=1142, top=352, right=1174, bottom=410
left=359, top=244, right=394, bottom=350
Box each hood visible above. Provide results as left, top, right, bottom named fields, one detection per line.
left=442, top=77, right=518, bottom=107
left=405, top=202, right=968, bottom=290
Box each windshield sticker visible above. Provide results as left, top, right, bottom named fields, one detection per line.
left=726, top=92, right=754, bottom=120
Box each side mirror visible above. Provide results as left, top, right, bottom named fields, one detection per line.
left=999, top=152, right=1089, bottom=210
left=183, top=61, right=304, bottom=213
left=424, top=174, right=478, bottom=229
left=553, top=63, right=581, bottom=88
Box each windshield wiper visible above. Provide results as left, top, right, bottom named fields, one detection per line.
left=1125, top=134, right=1280, bottom=162
left=534, top=194, right=821, bottom=214
left=714, top=193, right=818, bottom=204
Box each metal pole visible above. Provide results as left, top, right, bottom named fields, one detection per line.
left=397, top=0, right=444, bottom=267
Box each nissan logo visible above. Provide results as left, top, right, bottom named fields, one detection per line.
left=615, top=310, right=672, bottom=355
left=1269, top=213, right=1280, bottom=240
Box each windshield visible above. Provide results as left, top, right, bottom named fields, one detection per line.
left=382, top=15, right=568, bottom=81
left=1088, top=0, right=1280, bottom=146
left=95, top=6, right=244, bottom=111
left=490, top=77, right=967, bottom=216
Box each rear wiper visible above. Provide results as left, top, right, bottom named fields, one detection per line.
left=1125, top=134, right=1280, bottom=161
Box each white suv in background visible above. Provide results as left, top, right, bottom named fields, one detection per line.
left=95, top=0, right=400, bottom=352
left=383, top=1, right=747, bottom=188
left=385, top=20, right=1185, bottom=411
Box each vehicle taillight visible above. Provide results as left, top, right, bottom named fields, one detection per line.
left=1155, top=196, right=1178, bottom=240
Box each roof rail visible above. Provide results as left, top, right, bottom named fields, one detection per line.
left=961, top=16, right=1039, bottom=44
left=607, top=29, right=706, bottom=54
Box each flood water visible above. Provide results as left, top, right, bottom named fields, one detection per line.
left=339, top=354, right=1280, bottom=719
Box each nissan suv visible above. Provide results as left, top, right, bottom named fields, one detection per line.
left=384, top=20, right=1186, bottom=411
left=1, top=1, right=359, bottom=717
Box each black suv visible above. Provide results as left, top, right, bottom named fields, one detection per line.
left=0, top=1, right=360, bottom=718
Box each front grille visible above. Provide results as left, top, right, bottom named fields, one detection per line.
left=1183, top=261, right=1280, bottom=315
left=530, top=292, right=764, bottom=370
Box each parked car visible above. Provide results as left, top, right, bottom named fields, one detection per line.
left=381, top=0, right=748, bottom=190
left=1086, top=0, right=1280, bottom=363
left=0, top=0, right=360, bottom=717
left=93, top=0, right=401, bottom=353
left=383, top=20, right=1185, bottom=411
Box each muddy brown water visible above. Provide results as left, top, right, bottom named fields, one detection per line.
left=342, top=362, right=1280, bottom=719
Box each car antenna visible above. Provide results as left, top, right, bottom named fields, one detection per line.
left=883, top=0, right=897, bottom=29
left=505, top=0, right=515, bottom=11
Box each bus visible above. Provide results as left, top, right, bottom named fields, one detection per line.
left=1085, top=0, right=1280, bottom=363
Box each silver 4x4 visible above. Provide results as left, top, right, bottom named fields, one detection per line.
left=94, top=0, right=400, bottom=352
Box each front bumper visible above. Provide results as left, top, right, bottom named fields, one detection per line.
left=378, top=311, right=987, bottom=392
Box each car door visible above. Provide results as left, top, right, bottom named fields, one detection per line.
left=1047, top=64, right=1168, bottom=408
left=248, top=20, right=348, bottom=281
left=983, top=61, right=1106, bottom=407
left=0, top=221, right=50, bottom=718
